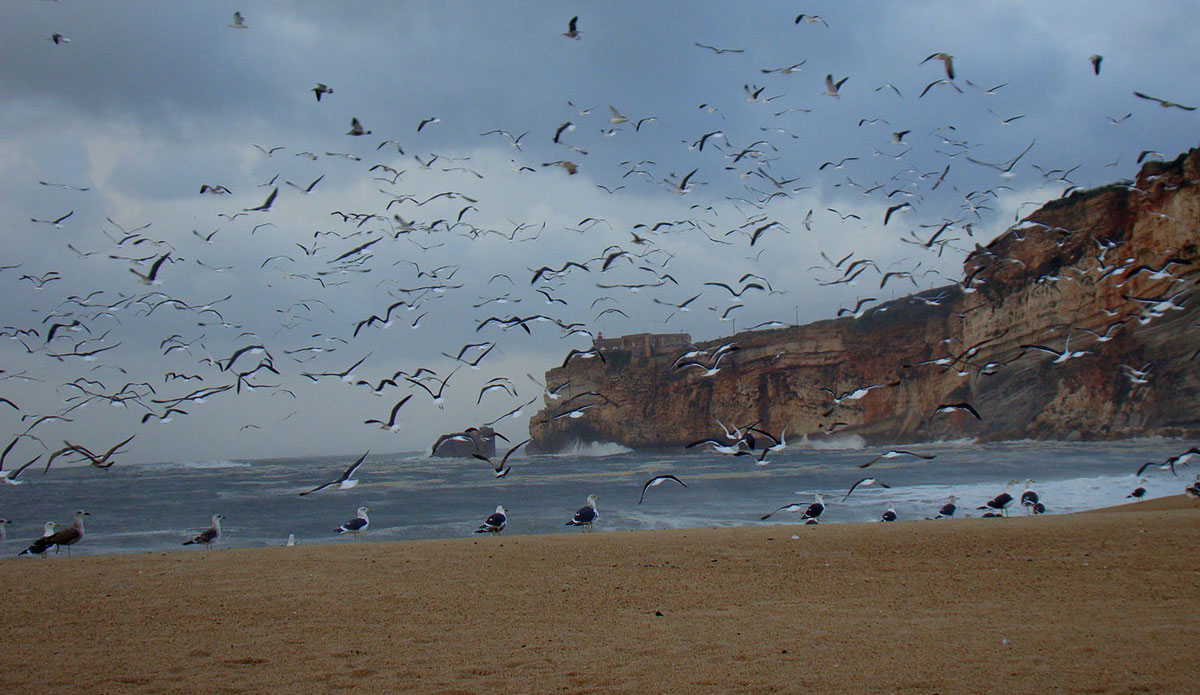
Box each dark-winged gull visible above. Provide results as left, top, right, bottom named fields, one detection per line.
left=300, top=451, right=368, bottom=495
left=637, top=474, right=687, bottom=505
left=45, top=510, right=88, bottom=556
left=1020, top=479, right=1040, bottom=514
left=334, top=506, right=371, bottom=539
left=183, top=514, right=225, bottom=549
left=565, top=495, right=599, bottom=531
left=979, top=481, right=1018, bottom=516
left=19, top=521, right=58, bottom=557
left=475, top=505, right=507, bottom=534
left=1127, top=479, right=1147, bottom=499
left=880, top=503, right=898, bottom=522
left=761, top=493, right=825, bottom=523
left=934, top=495, right=958, bottom=519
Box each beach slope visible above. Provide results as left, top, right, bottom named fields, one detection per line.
left=2, top=498, right=1197, bottom=694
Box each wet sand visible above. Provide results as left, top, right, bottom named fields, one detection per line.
left=2, top=496, right=1197, bottom=694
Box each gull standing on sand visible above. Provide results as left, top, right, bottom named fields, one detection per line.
left=183, top=514, right=224, bottom=548
left=935, top=495, right=957, bottom=519
left=0, top=517, right=9, bottom=541
left=475, top=505, right=507, bottom=534
left=19, top=522, right=58, bottom=557
left=880, top=503, right=898, bottom=522
left=334, top=506, right=371, bottom=539
left=1020, top=480, right=1040, bottom=515
left=980, top=482, right=1017, bottom=516
left=565, top=495, right=599, bottom=531
left=50, top=510, right=88, bottom=555
left=1127, top=479, right=1147, bottom=499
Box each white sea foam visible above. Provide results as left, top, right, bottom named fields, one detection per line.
left=554, top=441, right=634, bottom=457
left=147, top=459, right=252, bottom=470
left=804, top=434, right=867, bottom=450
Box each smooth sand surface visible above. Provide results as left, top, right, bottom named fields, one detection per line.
left=2, top=497, right=1197, bottom=694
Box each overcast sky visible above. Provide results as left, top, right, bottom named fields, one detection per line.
left=1, top=1, right=1197, bottom=465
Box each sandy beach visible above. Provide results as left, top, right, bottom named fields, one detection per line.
left=2, top=496, right=1197, bottom=694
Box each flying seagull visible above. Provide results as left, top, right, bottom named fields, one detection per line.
left=300, top=451, right=369, bottom=495
left=842, top=477, right=891, bottom=501
left=312, top=83, right=333, bottom=101
left=858, top=449, right=936, bottom=469
left=1089, top=54, right=1103, bottom=75
left=1133, top=91, right=1196, bottom=110
left=183, top=514, right=225, bottom=548
left=933, top=402, right=982, bottom=420
left=347, top=117, right=372, bottom=136
left=473, top=438, right=530, bottom=478
left=475, top=505, right=507, bottom=534
left=761, top=493, right=825, bottom=523
left=229, top=11, right=247, bottom=29
left=334, top=506, right=371, bottom=538
left=563, top=15, right=580, bottom=39
left=637, top=474, right=688, bottom=504
left=921, top=52, right=955, bottom=80
left=565, top=494, right=599, bottom=530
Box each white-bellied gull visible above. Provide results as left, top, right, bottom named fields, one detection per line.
left=934, top=495, right=957, bottom=519
left=565, top=495, right=599, bottom=531
left=300, top=451, right=368, bottom=495
left=979, top=481, right=1017, bottom=516
left=761, top=493, right=825, bottom=524
left=475, top=505, right=507, bottom=534
left=0, top=517, right=8, bottom=541
left=637, top=474, right=687, bottom=505
left=858, top=449, right=935, bottom=469
left=334, top=506, right=371, bottom=539
left=1020, top=479, right=1040, bottom=514
left=880, top=503, right=898, bottom=522
left=183, top=514, right=224, bottom=549
left=843, top=477, right=890, bottom=501
left=19, top=521, right=58, bottom=557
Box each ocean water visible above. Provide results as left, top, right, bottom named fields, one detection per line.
left=2, top=437, right=1195, bottom=557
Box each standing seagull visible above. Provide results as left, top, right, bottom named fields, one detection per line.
left=637, top=474, right=688, bottom=505
left=1020, top=479, right=1040, bottom=515
left=183, top=514, right=225, bottom=549
left=0, top=517, right=9, bottom=542
left=475, top=505, right=507, bottom=534
left=934, top=495, right=958, bottom=519
left=45, top=510, right=88, bottom=556
left=565, top=495, right=599, bottom=531
left=19, top=522, right=58, bottom=557
left=980, top=481, right=1017, bottom=516
left=880, top=503, right=898, bottom=522
left=334, top=506, right=371, bottom=539
left=1126, top=479, right=1147, bottom=499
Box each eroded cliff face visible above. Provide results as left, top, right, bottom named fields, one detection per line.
left=530, top=147, right=1200, bottom=451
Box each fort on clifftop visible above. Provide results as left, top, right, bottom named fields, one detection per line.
left=530, top=146, right=1200, bottom=452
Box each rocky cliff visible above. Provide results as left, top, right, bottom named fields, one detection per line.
left=529, top=147, right=1200, bottom=451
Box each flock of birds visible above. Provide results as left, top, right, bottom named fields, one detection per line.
left=8, top=442, right=1199, bottom=555
left=4, top=10, right=1199, bottom=556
